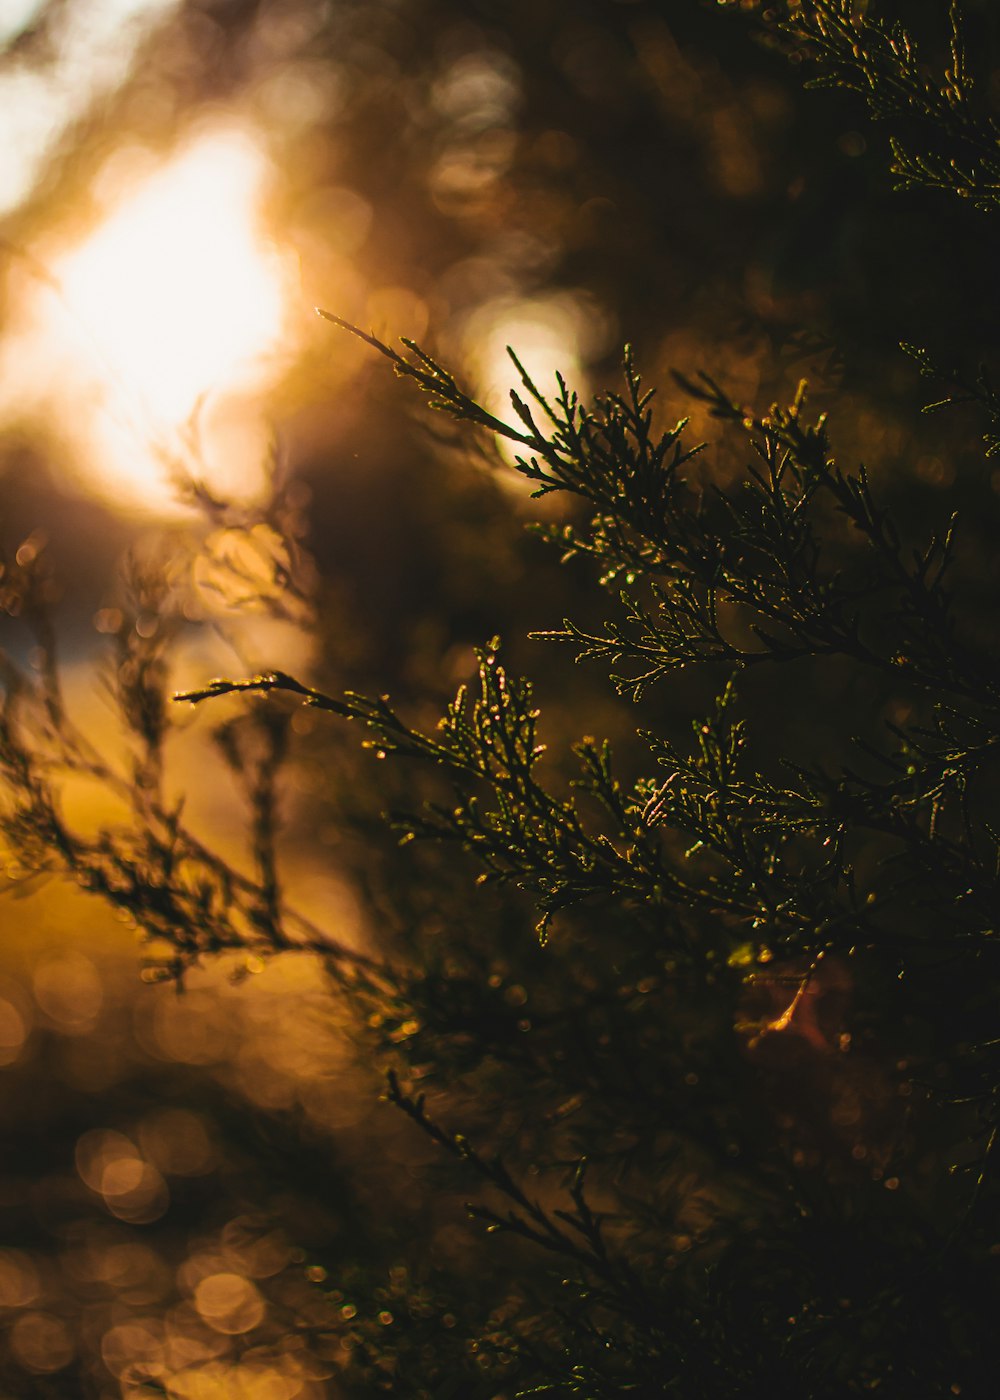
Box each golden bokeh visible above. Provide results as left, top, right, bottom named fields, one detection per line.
left=1, top=122, right=299, bottom=517
left=2, top=0, right=986, bottom=1394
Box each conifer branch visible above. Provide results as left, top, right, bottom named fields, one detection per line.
left=778, top=0, right=1000, bottom=210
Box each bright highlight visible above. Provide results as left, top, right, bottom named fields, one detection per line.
left=56, top=129, right=287, bottom=428
left=2, top=124, right=297, bottom=516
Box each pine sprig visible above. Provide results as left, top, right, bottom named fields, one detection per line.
left=380, top=1064, right=669, bottom=1349
left=182, top=331, right=1000, bottom=970
left=321, top=321, right=995, bottom=711
left=778, top=0, right=1000, bottom=210
left=179, top=646, right=688, bottom=942
left=902, top=339, right=1000, bottom=458
left=318, top=313, right=704, bottom=586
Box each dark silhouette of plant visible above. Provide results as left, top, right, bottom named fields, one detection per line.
left=2, top=2, right=999, bottom=1396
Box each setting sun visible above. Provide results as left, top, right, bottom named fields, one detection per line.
left=2, top=123, right=298, bottom=516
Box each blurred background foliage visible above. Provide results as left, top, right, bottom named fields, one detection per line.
left=1, top=0, right=999, bottom=1394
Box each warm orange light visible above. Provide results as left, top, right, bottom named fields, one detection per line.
left=460, top=293, right=605, bottom=479
left=4, top=123, right=299, bottom=516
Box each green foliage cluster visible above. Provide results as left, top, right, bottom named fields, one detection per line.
left=775, top=0, right=1000, bottom=209
left=3, top=2, right=1000, bottom=1396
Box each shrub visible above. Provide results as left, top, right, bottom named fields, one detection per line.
left=2, top=3, right=998, bottom=1395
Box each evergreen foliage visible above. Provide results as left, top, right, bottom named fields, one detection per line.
left=2, top=1, right=999, bottom=1395
left=774, top=0, right=1000, bottom=210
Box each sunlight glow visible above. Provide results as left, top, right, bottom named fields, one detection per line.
left=3, top=124, right=299, bottom=515
left=0, top=0, right=179, bottom=217
left=462, top=294, right=606, bottom=479
left=56, top=130, right=288, bottom=429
